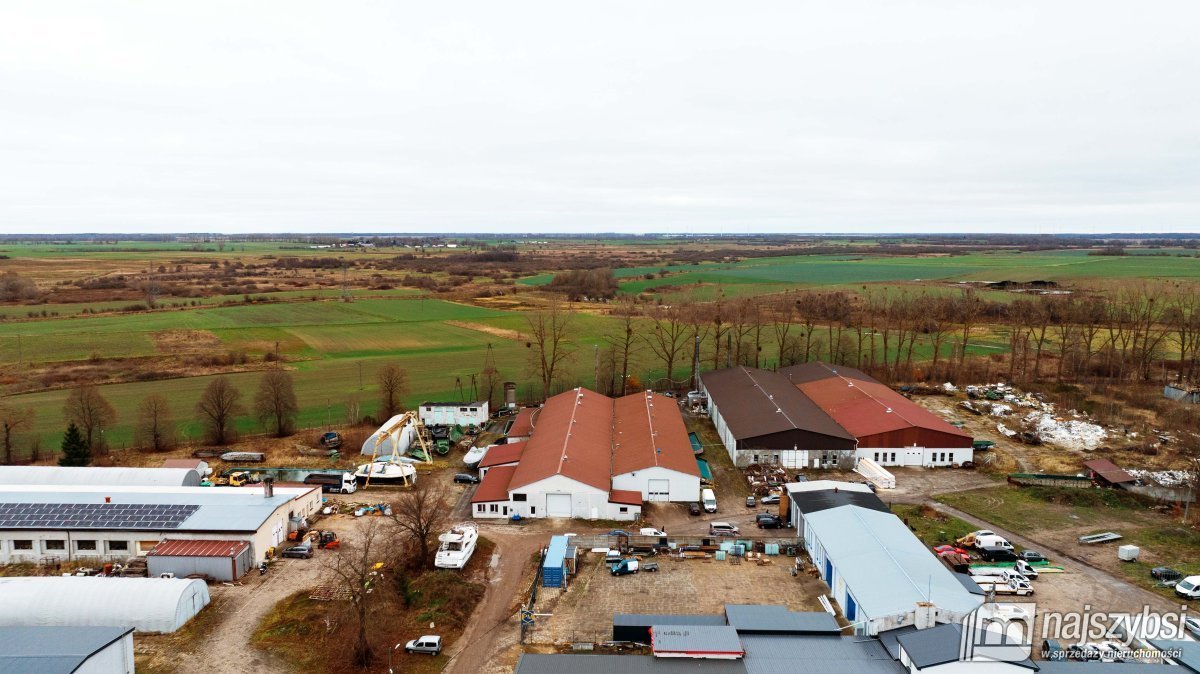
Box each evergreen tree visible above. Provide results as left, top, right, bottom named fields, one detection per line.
left=58, top=423, right=91, bottom=467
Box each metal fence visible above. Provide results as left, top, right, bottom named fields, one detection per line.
left=520, top=547, right=547, bottom=644
left=565, top=533, right=803, bottom=552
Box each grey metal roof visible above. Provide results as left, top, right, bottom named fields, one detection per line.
left=1149, top=639, right=1200, bottom=671
left=0, top=625, right=133, bottom=674
left=0, top=488, right=298, bottom=533
left=653, top=625, right=742, bottom=655
left=785, top=482, right=890, bottom=517
left=517, top=654, right=746, bottom=674
left=953, top=572, right=985, bottom=595
left=894, top=623, right=962, bottom=668
left=614, top=614, right=727, bottom=628
left=740, top=635, right=901, bottom=674
left=876, top=625, right=918, bottom=659
left=723, top=605, right=841, bottom=635
left=803, top=506, right=982, bottom=619
left=700, top=367, right=855, bottom=444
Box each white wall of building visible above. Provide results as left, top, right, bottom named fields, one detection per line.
left=611, top=466, right=700, bottom=503
left=418, top=402, right=489, bottom=427
left=506, top=475, right=612, bottom=519
left=76, top=631, right=135, bottom=674
left=859, top=446, right=973, bottom=468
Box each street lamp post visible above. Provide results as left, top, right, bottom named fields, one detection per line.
left=388, top=642, right=404, bottom=674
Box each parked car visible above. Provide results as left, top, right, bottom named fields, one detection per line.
left=979, top=546, right=1018, bottom=563
left=709, top=522, right=740, bottom=536
left=453, top=473, right=480, bottom=484
left=608, top=529, right=632, bottom=537
left=1184, top=617, right=1200, bottom=639
left=1041, top=639, right=1064, bottom=660
left=1019, top=550, right=1047, bottom=563
left=688, top=502, right=701, bottom=516
left=760, top=494, right=780, bottom=505
left=1175, top=576, right=1200, bottom=599
left=793, top=474, right=809, bottom=483
left=611, top=558, right=640, bottom=576
left=756, top=515, right=784, bottom=529
left=639, top=527, right=666, bottom=537
left=1152, top=566, right=1183, bottom=582
left=933, top=544, right=971, bottom=557
left=745, top=495, right=756, bottom=507
left=404, top=635, right=443, bottom=655
left=282, top=543, right=313, bottom=559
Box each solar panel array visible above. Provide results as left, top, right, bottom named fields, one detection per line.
left=0, top=503, right=200, bottom=529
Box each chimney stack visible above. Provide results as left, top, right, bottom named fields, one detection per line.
left=263, top=477, right=274, bottom=498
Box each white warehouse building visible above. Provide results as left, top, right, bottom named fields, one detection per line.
left=0, top=484, right=321, bottom=565
left=418, top=400, right=489, bottom=428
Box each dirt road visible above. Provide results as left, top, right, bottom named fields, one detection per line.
left=443, top=525, right=544, bottom=674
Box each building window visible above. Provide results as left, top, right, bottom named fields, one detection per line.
left=460, top=407, right=468, bottom=412
left=512, top=493, right=527, bottom=502
left=531, top=507, right=536, bottom=515
left=619, top=507, right=628, bottom=513
left=489, top=504, right=498, bottom=513
left=44, top=540, right=65, bottom=551
left=469, top=407, right=478, bottom=412
left=13, top=540, right=32, bottom=551
left=108, top=541, right=128, bottom=552
left=426, top=407, right=432, bottom=411
left=890, top=452, right=896, bottom=462
left=874, top=452, right=880, bottom=462
left=476, top=504, right=485, bottom=513
left=77, top=540, right=97, bottom=551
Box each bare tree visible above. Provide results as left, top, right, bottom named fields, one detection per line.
left=645, top=303, right=689, bottom=387
left=134, top=394, right=176, bottom=452
left=525, top=298, right=576, bottom=399
left=376, top=363, right=409, bottom=420
left=605, top=298, right=642, bottom=395
left=325, top=517, right=388, bottom=667
left=254, top=368, right=299, bottom=437
left=196, top=376, right=244, bottom=445
left=0, top=403, right=35, bottom=464
left=63, top=384, right=116, bottom=454
left=388, top=479, right=451, bottom=567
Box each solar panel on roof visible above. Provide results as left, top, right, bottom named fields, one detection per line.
left=0, top=503, right=198, bottom=530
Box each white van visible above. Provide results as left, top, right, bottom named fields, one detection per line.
left=975, top=535, right=1014, bottom=550
left=702, top=488, right=717, bottom=513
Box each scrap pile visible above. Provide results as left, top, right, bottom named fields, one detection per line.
left=1127, top=469, right=1193, bottom=488
left=963, top=383, right=1108, bottom=451
left=743, top=464, right=789, bottom=495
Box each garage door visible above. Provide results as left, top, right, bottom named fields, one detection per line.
left=546, top=493, right=572, bottom=517
left=647, top=479, right=670, bottom=502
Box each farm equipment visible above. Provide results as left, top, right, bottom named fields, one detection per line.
left=316, top=531, right=340, bottom=550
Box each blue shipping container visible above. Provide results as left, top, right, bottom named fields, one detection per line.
left=542, top=536, right=569, bottom=588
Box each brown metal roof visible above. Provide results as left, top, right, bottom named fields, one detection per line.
left=479, top=441, right=527, bottom=468
left=611, top=392, right=699, bottom=478
left=700, top=367, right=855, bottom=443
left=608, top=489, right=643, bottom=506
left=1082, top=459, right=1135, bottom=484
left=472, top=465, right=517, bottom=503
left=508, top=407, right=538, bottom=438
left=782, top=362, right=972, bottom=448
left=147, top=539, right=249, bottom=558
left=508, top=389, right=614, bottom=492
left=160, top=459, right=205, bottom=470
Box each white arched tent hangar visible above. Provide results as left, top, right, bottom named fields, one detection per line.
left=0, top=577, right=210, bottom=633
left=0, top=466, right=202, bottom=487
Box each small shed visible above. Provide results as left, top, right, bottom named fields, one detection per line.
left=651, top=625, right=743, bottom=659
left=147, top=539, right=253, bottom=581
left=541, top=535, right=569, bottom=588
left=1083, top=459, right=1136, bottom=488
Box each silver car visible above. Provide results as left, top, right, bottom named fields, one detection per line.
left=405, top=635, right=442, bottom=655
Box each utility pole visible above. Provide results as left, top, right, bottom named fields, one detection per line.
left=358, top=362, right=363, bottom=390
left=594, top=344, right=599, bottom=390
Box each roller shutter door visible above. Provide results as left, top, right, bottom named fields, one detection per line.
left=546, top=493, right=572, bottom=517
left=647, top=479, right=670, bottom=502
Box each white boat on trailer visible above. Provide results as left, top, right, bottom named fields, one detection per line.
left=354, top=459, right=416, bottom=486
left=435, top=523, right=479, bottom=569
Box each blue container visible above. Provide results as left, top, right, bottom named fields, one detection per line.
left=719, top=541, right=734, bottom=552
left=733, top=544, right=745, bottom=556
left=765, top=543, right=779, bottom=556
left=715, top=550, right=726, bottom=561
left=542, top=536, right=568, bottom=588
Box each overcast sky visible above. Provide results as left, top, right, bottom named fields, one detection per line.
left=1, top=2, right=1198, bottom=235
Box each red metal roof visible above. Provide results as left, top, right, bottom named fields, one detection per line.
left=479, top=441, right=527, bottom=468
left=508, top=407, right=538, bottom=438
left=783, top=362, right=972, bottom=448
left=147, top=539, right=249, bottom=558
left=161, top=459, right=205, bottom=470
left=612, top=392, right=699, bottom=478
left=508, top=389, right=615, bottom=492
left=608, top=489, right=643, bottom=506
left=472, top=465, right=517, bottom=503
left=1083, top=459, right=1135, bottom=484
